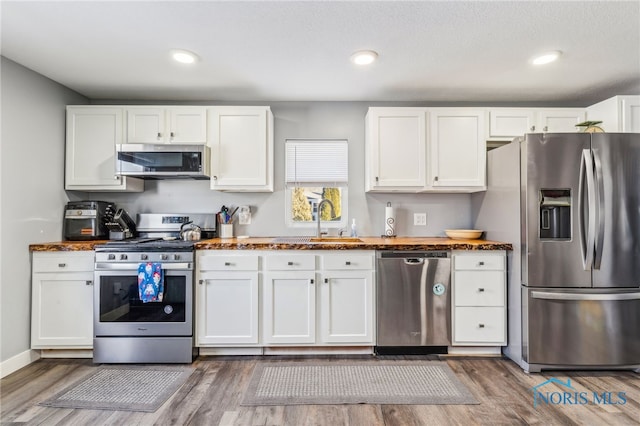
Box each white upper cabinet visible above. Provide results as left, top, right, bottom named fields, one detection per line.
left=365, top=107, right=426, bottom=191
left=429, top=108, right=487, bottom=190
left=365, top=107, right=486, bottom=192
left=587, top=95, right=640, bottom=132
left=65, top=106, right=143, bottom=192
left=126, top=107, right=207, bottom=144
left=537, top=108, right=586, bottom=133
left=208, top=106, right=274, bottom=192
left=488, top=109, right=537, bottom=138
left=488, top=108, right=586, bottom=139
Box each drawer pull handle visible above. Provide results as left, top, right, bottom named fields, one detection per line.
left=345, top=261, right=351, bottom=265
left=478, top=324, right=485, bottom=328
left=224, top=262, right=232, bottom=266
left=478, top=261, right=485, bottom=266
left=288, top=261, right=294, bottom=266
left=85, top=280, right=92, bottom=286
left=310, top=279, right=314, bottom=285
left=324, top=278, right=329, bottom=284
left=478, top=288, right=485, bottom=292
left=58, top=263, right=66, bottom=268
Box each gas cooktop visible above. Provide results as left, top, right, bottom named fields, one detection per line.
left=95, top=238, right=196, bottom=252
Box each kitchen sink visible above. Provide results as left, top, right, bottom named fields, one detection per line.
left=270, top=236, right=363, bottom=244
left=309, top=237, right=363, bottom=243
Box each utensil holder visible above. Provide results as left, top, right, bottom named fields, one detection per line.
left=219, top=224, right=233, bottom=239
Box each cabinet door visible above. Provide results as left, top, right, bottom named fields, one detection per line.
left=537, top=109, right=586, bottom=133
left=196, top=271, right=259, bottom=345
left=65, top=107, right=143, bottom=192
left=621, top=97, right=640, bottom=132
left=126, top=108, right=165, bottom=143
left=365, top=108, right=426, bottom=190
left=429, top=109, right=486, bottom=188
left=489, top=109, right=536, bottom=138
left=319, top=270, right=374, bottom=344
left=169, top=107, right=207, bottom=143
left=263, top=271, right=316, bottom=344
left=209, top=106, right=273, bottom=191
left=31, top=272, right=93, bottom=348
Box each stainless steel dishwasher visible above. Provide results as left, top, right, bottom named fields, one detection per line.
left=376, top=251, right=451, bottom=349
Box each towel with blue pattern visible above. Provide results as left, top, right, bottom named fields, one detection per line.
left=138, top=262, right=164, bottom=303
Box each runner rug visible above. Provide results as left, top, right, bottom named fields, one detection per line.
left=241, top=360, right=478, bottom=405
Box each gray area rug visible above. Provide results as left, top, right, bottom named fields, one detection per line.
left=39, top=366, right=194, bottom=412
left=241, top=361, right=478, bottom=405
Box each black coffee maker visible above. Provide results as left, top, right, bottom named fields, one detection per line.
left=63, top=201, right=115, bottom=240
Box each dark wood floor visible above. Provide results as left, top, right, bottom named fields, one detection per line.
left=2, top=355, right=639, bottom=425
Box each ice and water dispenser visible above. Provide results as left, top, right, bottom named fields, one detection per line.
left=539, top=189, right=571, bottom=240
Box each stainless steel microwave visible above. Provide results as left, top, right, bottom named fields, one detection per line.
left=116, top=144, right=210, bottom=179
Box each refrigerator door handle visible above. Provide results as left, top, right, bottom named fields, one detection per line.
left=579, top=149, right=596, bottom=270
left=592, top=150, right=605, bottom=269
left=531, top=291, right=640, bottom=301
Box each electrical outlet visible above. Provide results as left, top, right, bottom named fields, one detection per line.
left=238, top=206, right=251, bottom=225
left=414, top=213, right=427, bottom=226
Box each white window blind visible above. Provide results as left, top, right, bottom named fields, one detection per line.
left=285, top=139, right=348, bottom=186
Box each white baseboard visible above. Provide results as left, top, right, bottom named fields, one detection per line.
left=0, top=350, right=40, bottom=378
left=446, top=346, right=502, bottom=356
left=199, top=347, right=264, bottom=356
left=40, top=349, right=93, bottom=359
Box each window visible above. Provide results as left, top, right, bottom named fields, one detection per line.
left=285, top=139, right=348, bottom=228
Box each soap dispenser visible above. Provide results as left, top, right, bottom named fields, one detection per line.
left=350, top=219, right=358, bottom=237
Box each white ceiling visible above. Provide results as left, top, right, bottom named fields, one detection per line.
left=2, top=1, right=639, bottom=105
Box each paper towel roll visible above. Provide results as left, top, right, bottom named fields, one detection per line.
left=385, top=204, right=396, bottom=236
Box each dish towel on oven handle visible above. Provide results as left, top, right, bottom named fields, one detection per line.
left=138, top=262, right=164, bottom=303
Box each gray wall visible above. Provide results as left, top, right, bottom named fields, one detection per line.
left=99, top=102, right=473, bottom=237
left=1, top=57, right=88, bottom=363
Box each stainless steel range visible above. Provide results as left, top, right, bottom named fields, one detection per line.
left=93, top=213, right=215, bottom=364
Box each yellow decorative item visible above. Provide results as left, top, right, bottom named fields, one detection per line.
left=576, top=121, right=604, bottom=133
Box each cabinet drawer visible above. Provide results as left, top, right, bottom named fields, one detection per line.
left=32, top=253, right=94, bottom=272
left=454, top=271, right=505, bottom=306
left=322, top=254, right=373, bottom=270
left=265, top=255, right=315, bottom=271
left=454, top=307, right=505, bottom=344
left=454, top=254, right=504, bottom=270
left=199, top=255, right=259, bottom=271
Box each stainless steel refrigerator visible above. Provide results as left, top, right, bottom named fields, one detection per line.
left=474, top=133, right=640, bottom=373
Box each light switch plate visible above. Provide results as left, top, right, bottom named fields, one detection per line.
left=414, top=213, right=427, bottom=226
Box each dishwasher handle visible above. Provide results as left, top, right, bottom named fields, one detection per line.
left=404, top=258, right=425, bottom=265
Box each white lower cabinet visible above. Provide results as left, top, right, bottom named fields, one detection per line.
left=31, top=252, right=94, bottom=349
left=451, top=250, right=507, bottom=346
left=196, top=252, right=259, bottom=345
left=195, top=250, right=375, bottom=349
left=263, top=270, right=317, bottom=344
left=319, top=253, right=375, bottom=344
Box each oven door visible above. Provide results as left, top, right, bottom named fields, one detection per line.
left=94, top=263, right=193, bottom=337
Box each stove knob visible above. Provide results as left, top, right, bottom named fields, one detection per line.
left=141, top=254, right=148, bottom=260
left=120, top=254, right=128, bottom=260
left=161, top=254, right=169, bottom=261
left=108, top=254, right=116, bottom=260
left=174, top=254, right=181, bottom=260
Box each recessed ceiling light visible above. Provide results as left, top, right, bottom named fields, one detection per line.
left=532, top=50, right=562, bottom=65
left=350, top=50, right=378, bottom=66
left=171, top=49, right=199, bottom=64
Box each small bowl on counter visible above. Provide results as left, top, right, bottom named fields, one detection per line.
left=445, top=229, right=484, bottom=240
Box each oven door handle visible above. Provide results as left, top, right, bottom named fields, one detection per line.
left=95, top=263, right=192, bottom=271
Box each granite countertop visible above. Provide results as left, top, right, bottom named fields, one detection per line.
left=29, top=237, right=512, bottom=252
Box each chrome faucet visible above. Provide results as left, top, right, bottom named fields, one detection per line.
left=316, top=199, right=335, bottom=238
